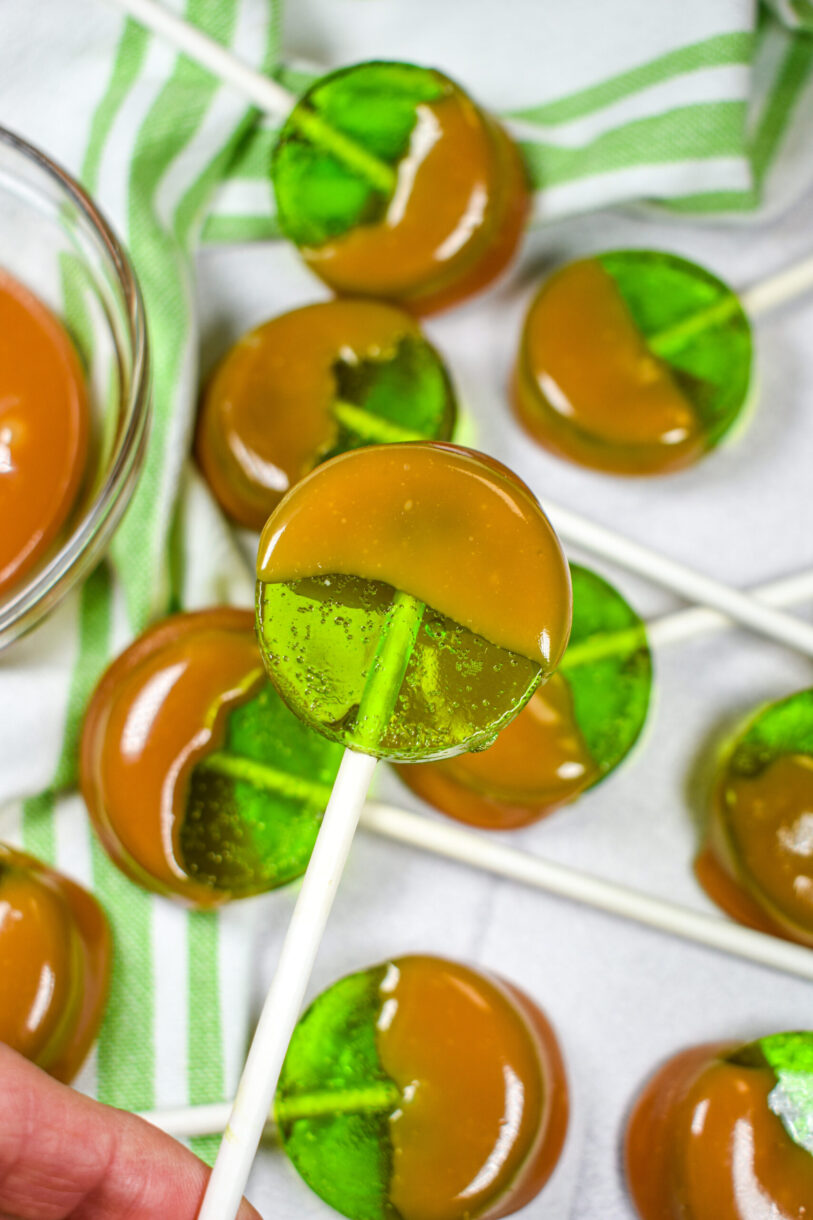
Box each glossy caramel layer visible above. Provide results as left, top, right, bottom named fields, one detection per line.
left=303, top=88, right=529, bottom=315
left=378, top=956, right=568, bottom=1220
left=699, top=753, right=813, bottom=946
left=80, top=609, right=263, bottom=906
left=626, top=1042, right=813, bottom=1220
left=196, top=300, right=433, bottom=529
left=514, top=258, right=702, bottom=475
left=397, top=672, right=597, bottom=828
left=257, top=444, right=571, bottom=668
left=0, top=270, right=89, bottom=594
left=0, top=844, right=110, bottom=1083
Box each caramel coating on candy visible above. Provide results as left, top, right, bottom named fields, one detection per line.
left=0, top=270, right=89, bottom=594
left=296, top=77, right=528, bottom=315
left=625, top=1043, right=813, bottom=1220
left=514, top=258, right=703, bottom=475
left=196, top=300, right=450, bottom=530
left=257, top=444, right=571, bottom=667
left=0, top=845, right=110, bottom=1083
left=81, top=609, right=263, bottom=906
left=397, top=672, right=597, bottom=828
left=377, top=956, right=569, bottom=1220
left=698, top=753, right=813, bottom=946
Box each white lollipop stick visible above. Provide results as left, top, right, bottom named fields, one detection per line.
left=197, top=748, right=377, bottom=1220
left=107, top=0, right=296, bottom=117
left=645, top=566, right=813, bottom=648
left=742, top=252, right=813, bottom=319
left=360, top=803, right=813, bottom=978
left=546, top=500, right=813, bottom=659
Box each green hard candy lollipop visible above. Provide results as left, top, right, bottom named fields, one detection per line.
left=196, top=299, right=458, bottom=531
left=396, top=562, right=652, bottom=826
left=80, top=609, right=343, bottom=906
left=255, top=444, right=572, bottom=762
left=701, top=688, right=813, bottom=944
left=514, top=249, right=753, bottom=475
left=271, top=61, right=530, bottom=313
left=275, top=955, right=569, bottom=1220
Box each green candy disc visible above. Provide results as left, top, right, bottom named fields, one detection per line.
left=276, top=964, right=395, bottom=1220
left=273, top=62, right=446, bottom=249
left=515, top=249, right=753, bottom=475
left=326, top=332, right=457, bottom=454
left=709, top=688, right=813, bottom=940
left=182, top=679, right=343, bottom=895
left=724, top=688, right=813, bottom=780
left=560, top=563, right=652, bottom=784
left=256, top=574, right=541, bottom=762
left=600, top=250, right=752, bottom=446
left=729, top=1032, right=813, bottom=1156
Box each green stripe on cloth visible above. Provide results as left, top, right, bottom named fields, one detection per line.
left=507, top=32, right=753, bottom=124
left=52, top=565, right=114, bottom=791
left=218, top=123, right=278, bottom=182
left=204, top=211, right=282, bottom=242
left=519, top=101, right=747, bottom=189
left=91, top=836, right=156, bottom=1110
left=21, top=791, right=56, bottom=864
left=189, top=911, right=225, bottom=1165
left=83, top=19, right=150, bottom=195
left=751, top=31, right=813, bottom=183
left=110, top=0, right=241, bottom=632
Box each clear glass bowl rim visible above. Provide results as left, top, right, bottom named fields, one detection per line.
left=0, top=125, right=151, bottom=649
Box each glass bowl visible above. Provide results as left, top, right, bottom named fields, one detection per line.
left=0, top=126, right=150, bottom=649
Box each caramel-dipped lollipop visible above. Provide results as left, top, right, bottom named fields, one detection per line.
left=397, top=564, right=651, bottom=827
left=196, top=299, right=457, bottom=529
left=80, top=608, right=343, bottom=906
left=626, top=1033, right=813, bottom=1219
left=0, top=844, right=110, bottom=1082
left=271, top=62, right=529, bottom=314
left=105, top=4, right=529, bottom=315
left=198, top=442, right=571, bottom=1220
left=142, top=955, right=570, bottom=1220
left=697, top=688, right=813, bottom=946
left=513, top=250, right=753, bottom=476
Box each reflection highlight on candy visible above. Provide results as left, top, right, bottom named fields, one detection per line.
left=0, top=844, right=110, bottom=1082
left=196, top=299, right=457, bottom=529
left=272, top=62, right=529, bottom=314
left=256, top=443, right=572, bottom=761
left=277, top=954, right=568, bottom=1220
left=625, top=1033, right=813, bottom=1220
left=513, top=250, right=752, bottom=476
left=397, top=564, right=651, bottom=826
left=697, top=688, right=813, bottom=946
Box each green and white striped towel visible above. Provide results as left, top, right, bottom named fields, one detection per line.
left=0, top=0, right=811, bottom=1167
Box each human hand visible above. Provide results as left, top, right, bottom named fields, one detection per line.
left=0, top=1043, right=262, bottom=1219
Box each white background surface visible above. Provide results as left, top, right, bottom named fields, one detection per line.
left=196, top=181, right=813, bottom=1218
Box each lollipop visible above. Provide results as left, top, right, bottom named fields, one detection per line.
left=397, top=564, right=651, bottom=827
left=196, top=442, right=570, bottom=1219
left=0, top=269, right=88, bottom=595
left=513, top=251, right=753, bottom=476
left=697, top=688, right=813, bottom=947
left=626, top=1032, right=813, bottom=1219
left=196, top=299, right=457, bottom=529
left=0, top=844, right=110, bottom=1082
left=271, top=62, right=529, bottom=314
left=277, top=954, right=568, bottom=1220
left=80, top=608, right=344, bottom=906
left=256, top=443, right=571, bottom=759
